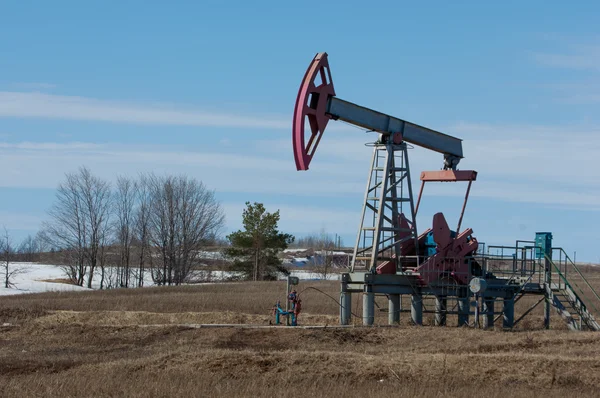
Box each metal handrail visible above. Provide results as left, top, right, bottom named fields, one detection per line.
left=553, top=248, right=600, bottom=303
left=544, top=253, right=600, bottom=322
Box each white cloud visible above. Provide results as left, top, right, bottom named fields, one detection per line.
left=0, top=141, right=366, bottom=197
left=471, top=181, right=600, bottom=209
left=1, top=127, right=599, bottom=212
left=453, top=121, right=599, bottom=161
left=0, top=91, right=289, bottom=129
left=1, top=115, right=600, bottom=211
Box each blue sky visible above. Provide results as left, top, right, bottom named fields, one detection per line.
left=1, top=1, right=599, bottom=260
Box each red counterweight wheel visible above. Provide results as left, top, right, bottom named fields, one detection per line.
left=292, top=52, right=336, bottom=170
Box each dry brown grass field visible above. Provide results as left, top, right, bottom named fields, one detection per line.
left=1, top=278, right=600, bottom=397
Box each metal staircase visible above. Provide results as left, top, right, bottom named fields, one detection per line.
left=546, top=251, right=600, bottom=331
left=486, top=244, right=600, bottom=331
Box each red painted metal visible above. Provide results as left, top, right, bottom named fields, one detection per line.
left=392, top=132, right=403, bottom=144
left=376, top=260, right=396, bottom=275
left=415, top=180, right=426, bottom=215
left=415, top=170, right=478, bottom=230
left=420, top=170, right=477, bottom=182
left=432, top=213, right=453, bottom=249
left=415, top=212, right=479, bottom=286
left=376, top=214, right=410, bottom=274
left=456, top=179, right=473, bottom=233
left=292, top=52, right=336, bottom=171
left=376, top=214, right=431, bottom=275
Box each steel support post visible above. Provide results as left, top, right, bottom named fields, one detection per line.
left=544, top=297, right=551, bottom=329
left=340, top=291, right=352, bottom=325
left=483, top=297, right=495, bottom=330
left=285, top=277, right=291, bottom=326
left=458, top=294, right=469, bottom=327
left=435, top=296, right=447, bottom=326
left=411, top=293, right=423, bottom=325
left=544, top=257, right=551, bottom=329
left=388, top=294, right=400, bottom=325
left=503, top=297, right=514, bottom=329
left=363, top=289, right=375, bottom=326
left=456, top=179, right=473, bottom=233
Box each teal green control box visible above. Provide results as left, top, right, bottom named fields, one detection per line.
left=535, top=232, right=552, bottom=259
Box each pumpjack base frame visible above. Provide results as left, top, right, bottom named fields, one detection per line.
left=341, top=272, right=521, bottom=298
left=340, top=271, right=526, bottom=328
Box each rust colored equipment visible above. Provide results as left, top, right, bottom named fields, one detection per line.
left=415, top=212, right=479, bottom=285
left=293, top=53, right=464, bottom=172
left=291, top=53, right=600, bottom=333
left=416, top=170, right=478, bottom=234
left=293, top=52, right=479, bottom=286
left=292, top=53, right=335, bottom=171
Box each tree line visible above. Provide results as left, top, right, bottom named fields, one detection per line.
left=1, top=167, right=314, bottom=289
left=32, top=166, right=225, bottom=288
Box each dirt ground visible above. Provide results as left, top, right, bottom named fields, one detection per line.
left=1, top=281, right=600, bottom=397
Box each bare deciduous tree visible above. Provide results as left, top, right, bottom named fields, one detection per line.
left=17, top=234, right=38, bottom=262
left=42, top=170, right=87, bottom=285
left=97, top=201, right=113, bottom=290
left=114, top=176, right=136, bottom=287
left=1, top=228, right=26, bottom=289
left=309, top=230, right=336, bottom=280
left=35, top=230, right=50, bottom=254
left=80, top=168, right=112, bottom=288
left=133, top=174, right=152, bottom=287
left=40, top=168, right=225, bottom=289
left=148, top=175, right=225, bottom=285
left=42, top=167, right=112, bottom=287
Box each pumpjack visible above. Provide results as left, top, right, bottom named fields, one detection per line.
left=293, top=52, right=479, bottom=287
left=292, top=53, right=600, bottom=331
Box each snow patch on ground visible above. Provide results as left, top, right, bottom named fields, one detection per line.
left=0, top=263, right=91, bottom=296
left=283, top=249, right=308, bottom=253
left=0, top=262, right=340, bottom=296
